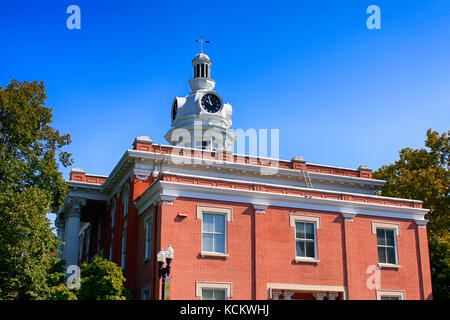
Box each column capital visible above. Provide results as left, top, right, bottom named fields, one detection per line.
left=313, top=292, right=327, bottom=300
left=283, top=291, right=294, bottom=300
left=65, top=197, right=86, bottom=218
left=272, top=290, right=282, bottom=300
left=327, top=292, right=339, bottom=300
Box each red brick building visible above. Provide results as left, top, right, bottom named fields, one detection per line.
left=56, top=52, right=432, bottom=300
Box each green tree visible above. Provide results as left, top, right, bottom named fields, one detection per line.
left=373, top=129, right=449, bottom=300
left=0, top=79, right=72, bottom=299
left=78, top=256, right=130, bottom=300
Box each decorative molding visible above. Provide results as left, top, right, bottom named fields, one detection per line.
left=196, top=205, right=233, bottom=221
left=313, top=292, right=327, bottom=300
left=289, top=213, right=321, bottom=229
left=342, top=212, right=357, bottom=222
left=252, top=203, right=269, bottom=214
left=272, top=290, right=282, bottom=300
left=327, top=292, right=339, bottom=300
left=371, top=221, right=400, bottom=236
left=283, top=291, right=294, bottom=300
left=415, top=219, right=429, bottom=228
left=160, top=194, right=177, bottom=206
left=133, top=162, right=153, bottom=181
left=157, top=180, right=427, bottom=221
left=65, top=197, right=86, bottom=219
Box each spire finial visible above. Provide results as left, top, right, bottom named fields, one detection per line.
left=196, top=36, right=210, bottom=53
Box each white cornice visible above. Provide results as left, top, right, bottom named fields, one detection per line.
left=158, top=172, right=421, bottom=204
left=149, top=181, right=428, bottom=221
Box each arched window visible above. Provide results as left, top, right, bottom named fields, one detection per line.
left=123, top=185, right=130, bottom=216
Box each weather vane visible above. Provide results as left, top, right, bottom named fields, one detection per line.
left=196, top=36, right=210, bottom=53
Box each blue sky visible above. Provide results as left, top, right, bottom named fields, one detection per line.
left=1, top=0, right=449, bottom=182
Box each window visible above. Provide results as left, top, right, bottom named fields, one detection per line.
left=380, top=296, right=401, bottom=300
left=109, top=234, right=114, bottom=261
left=111, top=200, right=116, bottom=229
left=123, top=186, right=130, bottom=216
left=121, top=231, right=127, bottom=269
left=144, top=216, right=153, bottom=260
left=202, top=213, right=226, bottom=254
left=376, top=290, right=405, bottom=300
left=141, top=286, right=151, bottom=300
left=295, top=222, right=317, bottom=259
left=377, top=228, right=397, bottom=265
left=196, top=282, right=232, bottom=300
left=202, top=288, right=226, bottom=300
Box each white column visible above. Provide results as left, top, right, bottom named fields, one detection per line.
left=284, top=291, right=295, bottom=300
left=272, top=290, right=282, bottom=300
left=313, top=292, right=327, bottom=300
left=327, top=292, right=339, bottom=300
left=64, top=198, right=85, bottom=267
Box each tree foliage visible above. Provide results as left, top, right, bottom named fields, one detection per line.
left=0, top=80, right=72, bottom=299
left=373, top=129, right=449, bottom=300
left=78, top=256, right=130, bottom=300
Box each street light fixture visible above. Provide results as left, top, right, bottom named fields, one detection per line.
left=157, top=245, right=174, bottom=300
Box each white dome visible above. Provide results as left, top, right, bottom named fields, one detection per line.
left=193, top=52, right=211, bottom=62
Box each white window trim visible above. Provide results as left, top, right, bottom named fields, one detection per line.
left=196, top=281, right=232, bottom=299
left=373, top=222, right=400, bottom=267
left=376, top=290, right=405, bottom=300
left=144, top=214, right=153, bottom=260
left=201, top=212, right=227, bottom=255
left=197, top=205, right=232, bottom=221
left=371, top=221, right=400, bottom=235
left=197, top=205, right=231, bottom=257
left=289, top=213, right=321, bottom=229
left=290, top=214, right=321, bottom=263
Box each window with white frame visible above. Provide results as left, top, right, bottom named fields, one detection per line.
left=144, top=216, right=153, bottom=260
left=121, top=231, right=127, bottom=269
left=376, top=228, right=397, bottom=265
left=202, top=213, right=226, bottom=254
left=376, top=290, right=404, bottom=300
left=202, top=288, right=227, bottom=300
left=295, top=221, right=317, bottom=259
left=196, top=282, right=232, bottom=300
left=123, top=185, right=130, bottom=216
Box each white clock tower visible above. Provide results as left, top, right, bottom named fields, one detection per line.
left=164, top=47, right=236, bottom=151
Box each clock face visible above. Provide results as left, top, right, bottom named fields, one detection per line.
left=172, top=100, right=178, bottom=120
left=201, top=93, right=221, bottom=113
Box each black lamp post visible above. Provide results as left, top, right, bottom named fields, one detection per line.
left=157, top=245, right=174, bottom=300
